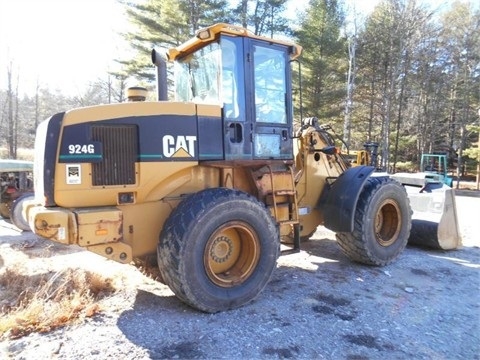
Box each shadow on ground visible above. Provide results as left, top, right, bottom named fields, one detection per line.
left=115, top=234, right=480, bottom=359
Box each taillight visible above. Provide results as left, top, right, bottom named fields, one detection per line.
left=6, top=186, right=16, bottom=194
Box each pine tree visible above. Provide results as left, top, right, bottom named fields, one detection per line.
left=118, top=0, right=229, bottom=82
left=294, top=0, right=347, bottom=125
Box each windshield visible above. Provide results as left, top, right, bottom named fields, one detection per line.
left=174, top=42, right=222, bottom=104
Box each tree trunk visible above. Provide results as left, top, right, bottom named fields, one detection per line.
left=343, top=35, right=356, bottom=150
left=392, top=60, right=407, bottom=173
left=7, top=63, right=15, bottom=158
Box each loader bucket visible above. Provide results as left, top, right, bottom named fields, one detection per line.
left=390, top=173, right=462, bottom=250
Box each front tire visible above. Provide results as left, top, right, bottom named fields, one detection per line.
left=157, top=188, right=279, bottom=313
left=336, top=177, right=411, bottom=266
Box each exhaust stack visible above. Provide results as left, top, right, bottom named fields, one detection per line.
left=151, top=49, right=168, bottom=101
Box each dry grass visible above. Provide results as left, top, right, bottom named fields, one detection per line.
left=0, top=265, right=118, bottom=339
left=134, top=258, right=165, bottom=284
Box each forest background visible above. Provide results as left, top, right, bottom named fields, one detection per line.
left=1, top=0, right=479, bottom=183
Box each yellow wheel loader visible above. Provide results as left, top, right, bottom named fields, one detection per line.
left=25, top=24, right=459, bottom=313
left=345, top=142, right=379, bottom=168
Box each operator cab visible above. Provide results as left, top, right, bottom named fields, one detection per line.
left=168, top=23, right=302, bottom=162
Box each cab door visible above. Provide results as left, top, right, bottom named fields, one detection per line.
left=248, top=40, right=293, bottom=160
left=221, top=35, right=294, bottom=161
left=221, top=35, right=252, bottom=160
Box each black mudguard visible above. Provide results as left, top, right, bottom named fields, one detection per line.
left=320, top=166, right=375, bottom=232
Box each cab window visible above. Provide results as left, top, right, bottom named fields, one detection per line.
left=253, top=45, right=287, bottom=124
left=174, top=42, right=222, bottom=104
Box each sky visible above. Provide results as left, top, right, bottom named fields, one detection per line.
left=0, top=0, right=131, bottom=96
left=0, top=0, right=475, bottom=97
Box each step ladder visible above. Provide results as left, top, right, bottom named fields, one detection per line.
left=263, top=165, right=301, bottom=253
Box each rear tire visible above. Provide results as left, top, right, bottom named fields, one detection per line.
left=10, top=193, right=34, bottom=231
left=336, top=177, right=411, bottom=266
left=157, top=188, right=279, bottom=313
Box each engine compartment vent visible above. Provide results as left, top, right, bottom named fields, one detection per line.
left=91, top=125, right=138, bottom=186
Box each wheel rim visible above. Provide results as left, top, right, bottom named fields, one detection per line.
left=374, top=199, right=402, bottom=247
left=204, top=221, right=260, bottom=287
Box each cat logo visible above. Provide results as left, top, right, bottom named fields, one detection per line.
left=162, top=135, right=197, bottom=158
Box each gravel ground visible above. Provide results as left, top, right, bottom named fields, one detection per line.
left=0, top=194, right=479, bottom=360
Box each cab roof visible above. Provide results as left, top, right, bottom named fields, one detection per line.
left=167, top=23, right=302, bottom=61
